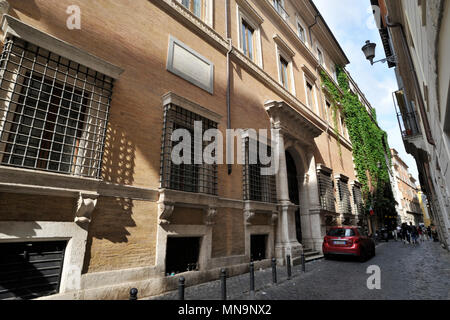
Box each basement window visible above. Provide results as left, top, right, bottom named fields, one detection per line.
left=250, top=234, right=268, bottom=262
left=165, top=237, right=201, bottom=275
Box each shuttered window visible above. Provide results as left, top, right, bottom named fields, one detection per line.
left=0, top=241, right=66, bottom=300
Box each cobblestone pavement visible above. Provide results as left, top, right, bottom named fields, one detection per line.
left=146, top=240, right=450, bottom=300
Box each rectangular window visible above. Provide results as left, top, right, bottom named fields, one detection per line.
left=181, top=0, right=205, bottom=20
left=279, top=56, right=290, bottom=90
left=160, top=104, right=217, bottom=195
left=273, top=0, right=288, bottom=20
left=241, top=20, right=255, bottom=61
left=336, top=177, right=352, bottom=214
left=317, top=48, right=324, bottom=66
left=0, top=37, right=113, bottom=178
left=297, top=23, right=305, bottom=43
left=352, top=184, right=363, bottom=216
left=326, top=100, right=332, bottom=124
left=243, top=138, right=277, bottom=203
left=340, top=114, right=347, bottom=138
left=317, top=167, right=336, bottom=212
left=306, top=82, right=314, bottom=109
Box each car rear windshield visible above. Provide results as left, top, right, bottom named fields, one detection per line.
left=327, top=228, right=355, bottom=237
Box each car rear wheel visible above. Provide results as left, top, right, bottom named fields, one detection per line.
left=358, top=249, right=367, bottom=262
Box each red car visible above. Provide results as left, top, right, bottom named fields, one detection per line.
left=322, top=226, right=375, bottom=261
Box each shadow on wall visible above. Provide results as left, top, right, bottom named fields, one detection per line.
left=82, top=123, right=137, bottom=272
left=7, top=0, right=41, bottom=20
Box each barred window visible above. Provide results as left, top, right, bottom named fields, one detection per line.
left=0, top=38, right=113, bottom=178
left=160, top=104, right=217, bottom=195
left=243, top=138, right=277, bottom=203
left=336, top=176, right=352, bottom=214
left=352, top=184, right=363, bottom=215
left=317, top=167, right=335, bottom=212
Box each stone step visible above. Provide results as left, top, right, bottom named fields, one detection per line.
left=305, top=254, right=324, bottom=263
left=304, top=250, right=321, bottom=257
left=303, top=247, right=313, bottom=253
left=291, top=251, right=323, bottom=265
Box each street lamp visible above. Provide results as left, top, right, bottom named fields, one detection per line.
left=361, top=40, right=397, bottom=65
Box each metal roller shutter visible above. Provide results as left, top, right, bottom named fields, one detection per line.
left=0, top=241, right=67, bottom=300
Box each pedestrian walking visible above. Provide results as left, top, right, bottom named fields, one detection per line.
left=410, top=224, right=418, bottom=246
left=419, top=226, right=426, bottom=242
left=427, top=226, right=432, bottom=240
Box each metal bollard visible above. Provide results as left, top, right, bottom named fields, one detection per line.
left=129, top=288, right=138, bottom=300
left=249, top=261, right=255, bottom=297
left=286, top=255, right=291, bottom=280
left=271, top=258, right=277, bottom=284
left=220, top=269, right=227, bottom=300
left=178, top=276, right=185, bottom=300
left=301, top=252, right=306, bottom=273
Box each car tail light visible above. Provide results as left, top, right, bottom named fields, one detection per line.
left=347, top=239, right=353, bottom=246
left=354, top=237, right=361, bottom=244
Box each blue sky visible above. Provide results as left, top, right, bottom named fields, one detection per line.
left=313, top=0, right=419, bottom=181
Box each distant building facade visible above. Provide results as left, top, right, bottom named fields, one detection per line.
left=391, top=149, right=423, bottom=225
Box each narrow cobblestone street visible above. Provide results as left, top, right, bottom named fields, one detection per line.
left=147, top=240, right=450, bottom=300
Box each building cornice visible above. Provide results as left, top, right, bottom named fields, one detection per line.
left=0, top=15, right=124, bottom=79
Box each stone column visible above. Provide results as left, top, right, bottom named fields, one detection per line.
left=306, top=155, right=324, bottom=251
left=274, top=129, right=302, bottom=263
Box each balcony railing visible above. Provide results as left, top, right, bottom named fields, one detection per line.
left=397, top=111, right=421, bottom=138
left=272, top=0, right=289, bottom=21
left=393, top=90, right=421, bottom=139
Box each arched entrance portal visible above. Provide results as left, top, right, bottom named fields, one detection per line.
left=286, top=151, right=302, bottom=243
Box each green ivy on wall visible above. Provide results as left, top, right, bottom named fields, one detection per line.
left=320, top=67, right=397, bottom=218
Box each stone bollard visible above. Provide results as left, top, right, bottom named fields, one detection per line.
left=271, top=258, right=277, bottom=284
left=249, top=261, right=255, bottom=298
left=302, top=252, right=306, bottom=273
left=129, top=288, right=138, bottom=300
left=286, top=255, right=292, bottom=280
left=220, top=269, right=227, bottom=300
left=178, top=276, right=185, bottom=300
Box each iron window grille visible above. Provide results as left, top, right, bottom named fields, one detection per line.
left=0, top=37, right=113, bottom=179
left=317, top=169, right=336, bottom=212
left=243, top=138, right=277, bottom=203
left=160, top=104, right=217, bottom=195
left=336, top=178, right=352, bottom=214
left=352, top=184, right=364, bottom=215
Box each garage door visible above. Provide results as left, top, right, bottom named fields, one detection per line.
left=0, top=241, right=67, bottom=300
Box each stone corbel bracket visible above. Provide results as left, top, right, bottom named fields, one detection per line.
left=158, top=201, right=175, bottom=225
left=271, top=211, right=278, bottom=226
left=74, top=192, right=98, bottom=226
left=204, top=206, right=217, bottom=226
left=244, top=209, right=255, bottom=226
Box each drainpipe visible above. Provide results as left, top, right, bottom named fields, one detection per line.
left=307, top=13, right=321, bottom=47
left=386, top=18, right=435, bottom=146
left=225, top=0, right=233, bottom=175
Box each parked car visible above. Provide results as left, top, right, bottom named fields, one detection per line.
left=322, top=226, right=376, bottom=262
